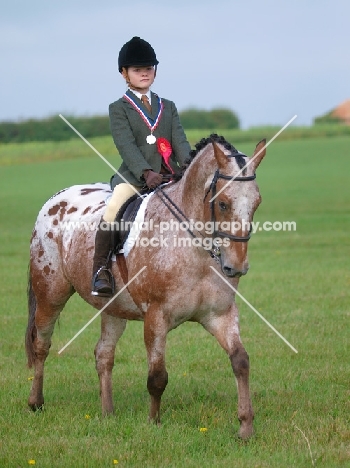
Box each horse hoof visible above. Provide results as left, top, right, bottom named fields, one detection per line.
left=237, top=420, right=254, bottom=440
left=102, top=409, right=115, bottom=417
left=28, top=403, right=44, bottom=412
left=148, top=416, right=161, bottom=426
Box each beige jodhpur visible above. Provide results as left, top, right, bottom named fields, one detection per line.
left=103, top=183, right=139, bottom=223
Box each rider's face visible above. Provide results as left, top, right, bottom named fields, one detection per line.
left=124, top=66, right=155, bottom=92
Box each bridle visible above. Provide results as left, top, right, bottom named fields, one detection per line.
left=204, top=166, right=256, bottom=243
left=155, top=152, right=256, bottom=262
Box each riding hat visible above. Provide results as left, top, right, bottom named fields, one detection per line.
left=118, top=36, right=159, bottom=73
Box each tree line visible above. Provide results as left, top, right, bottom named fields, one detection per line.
left=0, top=108, right=240, bottom=143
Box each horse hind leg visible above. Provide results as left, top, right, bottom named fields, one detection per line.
left=94, top=312, right=127, bottom=416
left=25, top=269, right=73, bottom=411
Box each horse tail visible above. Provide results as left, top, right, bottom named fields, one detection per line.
left=25, top=267, right=37, bottom=368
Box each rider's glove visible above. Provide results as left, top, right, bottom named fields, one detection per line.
left=143, top=170, right=163, bottom=188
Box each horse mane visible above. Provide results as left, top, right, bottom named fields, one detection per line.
left=173, top=133, right=247, bottom=182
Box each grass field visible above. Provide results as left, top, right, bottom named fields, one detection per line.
left=1, top=124, right=349, bottom=167
left=0, top=135, right=349, bottom=467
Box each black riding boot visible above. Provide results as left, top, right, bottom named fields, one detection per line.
left=91, top=219, right=114, bottom=297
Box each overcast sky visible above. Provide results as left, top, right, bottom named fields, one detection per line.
left=1, top=0, right=349, bottom=128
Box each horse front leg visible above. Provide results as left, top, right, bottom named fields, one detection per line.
left=201, top=305, right=254, bottom=439
left=230, top=342, right=254, bottom=439
left=94, top=312, right=127, bottom=416
left=144, top=305, right=169, bottom=424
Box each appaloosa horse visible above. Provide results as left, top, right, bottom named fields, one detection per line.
left=26, top=135, right=266, bottom=439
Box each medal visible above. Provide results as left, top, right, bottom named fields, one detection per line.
left=124, top=91, right=164, bottom=141
left=146, top=134, right=156, bottom=145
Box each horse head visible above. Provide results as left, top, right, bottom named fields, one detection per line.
left=207, top=138, right=266, bottom=277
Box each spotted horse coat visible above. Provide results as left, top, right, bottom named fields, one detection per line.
left=26, top=136, right=267, bottom=440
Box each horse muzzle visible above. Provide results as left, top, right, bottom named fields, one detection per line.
left=221, top=261, right=249, bottom=278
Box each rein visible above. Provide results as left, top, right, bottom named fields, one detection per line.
left=155, top=154, right=256, bottom=262
left=155, top=185, right=204, bottom=240
left=155, top=185, right=221, bottom=262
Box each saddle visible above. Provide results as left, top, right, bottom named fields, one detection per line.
left=112, top=192, right=147, bottom=254
left=110, top=183, right=169, bottom=283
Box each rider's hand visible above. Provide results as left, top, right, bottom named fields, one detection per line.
left=143, top=170, right=163, bottom=188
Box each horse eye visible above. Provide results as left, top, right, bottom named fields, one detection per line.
left=218, top=201, right=227, bottom=211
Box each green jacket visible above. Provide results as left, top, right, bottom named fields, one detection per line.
left=109, top=90, right=191, bottom=188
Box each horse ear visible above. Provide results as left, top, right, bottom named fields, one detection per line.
left=212, top=142, right=229, bottom=169
left=250, top=139, right=267, bottom=171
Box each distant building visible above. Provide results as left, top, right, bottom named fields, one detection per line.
left=330, top=99, right=350, bottom=125
left=314, top=99, right=350, bottom=125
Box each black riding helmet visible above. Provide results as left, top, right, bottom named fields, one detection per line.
left=118, top=36, right=159, bottom=73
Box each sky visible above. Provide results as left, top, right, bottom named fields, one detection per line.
left=1, top=0, right=349, bottom=129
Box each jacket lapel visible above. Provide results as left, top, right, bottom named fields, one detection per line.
left=123, top=90, right=157, bottom=121
left=150, top=92, right=160, bottom=121
left=122, top=90, right=140, bottom=112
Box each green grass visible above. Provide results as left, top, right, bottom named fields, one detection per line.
left=0, top=136, right=349, bottom=467
left=0, top=124, right=349, bottom=167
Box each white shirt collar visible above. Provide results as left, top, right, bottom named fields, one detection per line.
left=128, top=88, right=151, bottom=101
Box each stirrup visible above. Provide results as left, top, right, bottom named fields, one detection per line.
left=91, top=267, right=115, bottom=297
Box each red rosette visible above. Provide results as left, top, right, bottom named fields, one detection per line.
left=157, top=137, right=174, bottom=173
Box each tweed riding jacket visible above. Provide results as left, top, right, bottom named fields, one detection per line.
left=109, top=89, right=191, bottom=188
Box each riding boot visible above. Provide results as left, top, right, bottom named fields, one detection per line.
left=91, top=219, right=114, bottom=297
